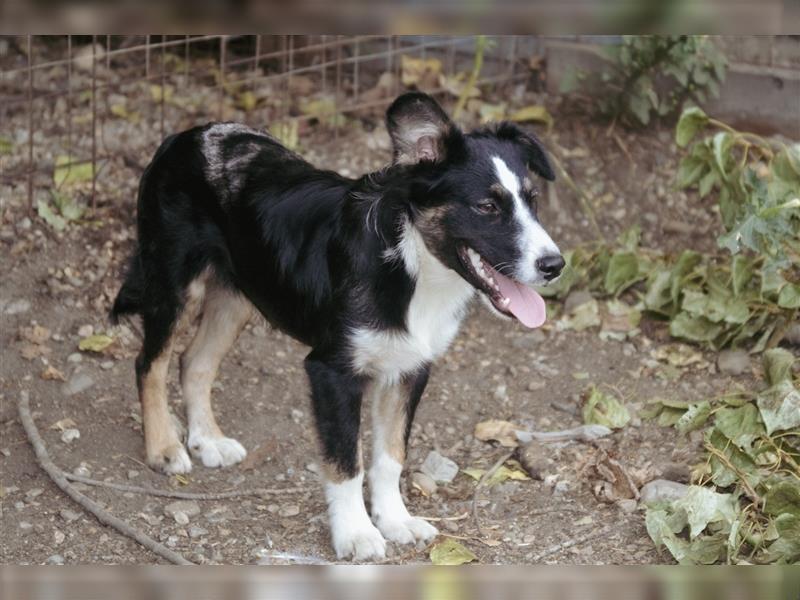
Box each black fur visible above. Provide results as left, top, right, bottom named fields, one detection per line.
left=112, top=93, right=559, bottom=477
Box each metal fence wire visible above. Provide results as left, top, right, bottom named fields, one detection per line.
left=1, top=35, right=534, bottom=214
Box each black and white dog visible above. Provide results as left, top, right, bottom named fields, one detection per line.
left=111, top=92, right=564, bottom=560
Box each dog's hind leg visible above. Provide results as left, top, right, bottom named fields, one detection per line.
left=305, top=353, right=386, bottom=561
left=136, top=277, right=206, bottom=475
left=180, top=281, right=252, bottom=468
left=367, top=367, right=438, bottom=545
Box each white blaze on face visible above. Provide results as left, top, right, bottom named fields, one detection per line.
left=491, top=156, right=560, bottom=284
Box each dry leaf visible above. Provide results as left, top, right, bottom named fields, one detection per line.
left=19, top=325, right=50, bottom=345
left=587, top=448, right=640, bottom=502
left=78, top=334, right=114, bottom=353
left=508, top=105, right=553, bottom=128
left=401, top=55, right=441, bottom=89
left=20, top=342, right=51, bottom=360
left=474, top=419, right=520, bottom=447
left=429, top=538, right=477, bottom=565
left=41, top=365, right=66, bottom=381
left=50, top=418, right=77, bottom=431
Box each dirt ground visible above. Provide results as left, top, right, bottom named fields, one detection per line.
left=0, top=47, right=765, bottom=565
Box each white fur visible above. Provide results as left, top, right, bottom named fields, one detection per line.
left=349, top=222, right=474, bottom=383
left=325, top=474, right=387, bottom=561
left=188, top=432, right=247, bottom=468
left=492, top=156, right=560, bottom=283
left=369, top=452, right=438, bottom=544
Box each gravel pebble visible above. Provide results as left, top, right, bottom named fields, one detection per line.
left=640, top=479, right=689, bottom=505
left=717, top=349, right=750, bottom=376
left=164, top=500, right=201, bottom=519
left=4, top=299, right=31, bottom=315
left=420, top=451, right=459, bottom=484
left=61, top=372, right=94, bottom=396
left=410, top=471, right=437, bottom=496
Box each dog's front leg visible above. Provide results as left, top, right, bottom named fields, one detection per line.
left=304, top=353, right=386, bottom=561
left=368, top=367, right=438, bottom=546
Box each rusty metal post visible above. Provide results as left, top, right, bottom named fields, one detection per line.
left=91, top=35, right=97, bottom=211
left=27, top=35, right=33, bottom=215
left=160, top=38, right=166, bottom=140
left=219, top=36, right=226, bottom=121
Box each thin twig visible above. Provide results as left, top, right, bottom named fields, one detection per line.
left=64, top=473, right=308, bottom=500
left=548, top=152, right=604, bottom=241
left=18, top=391, right=193, bottom=565
left=704, top=442, right=762, bottom=506
left=472, top=449, right=514, bottom=536
left=529, top=526, right=611, bottom=560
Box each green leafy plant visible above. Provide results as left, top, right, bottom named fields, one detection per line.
left=568, top=36, right=727, bottom=127
left=643, top=349, right=800, bottom=565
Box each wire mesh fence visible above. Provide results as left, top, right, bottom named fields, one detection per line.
left=0, top=35, right=535, bottom=215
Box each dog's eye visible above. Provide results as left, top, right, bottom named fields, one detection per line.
left=475, top=200, right=500, bottom=215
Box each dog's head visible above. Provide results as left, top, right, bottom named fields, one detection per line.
left=386, top=92, right=564, bottom=328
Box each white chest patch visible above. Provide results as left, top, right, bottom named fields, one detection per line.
left=349, top=223, right=474, bottom=383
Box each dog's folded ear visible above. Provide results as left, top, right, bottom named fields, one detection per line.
left=494, top=122, right=556, bottom=182
left=386, top=92, right=461, bottom=165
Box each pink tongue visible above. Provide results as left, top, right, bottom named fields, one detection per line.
left=492, top=269, right=547, bottom=328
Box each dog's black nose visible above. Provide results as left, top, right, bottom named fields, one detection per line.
left=536, top=254, right=565, bottom=281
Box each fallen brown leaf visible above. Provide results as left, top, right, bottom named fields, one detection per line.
left=474, top=419, right=520, bottom=447
left=41, top=365, right=66, bottom=381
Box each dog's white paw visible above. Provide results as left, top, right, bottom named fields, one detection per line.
left=148, top=443, right=193, bottom=475
left=376, top=515, right=438, bottom=545
left=332, top=522, right=387, bottom=561
left=188, top=434, right=246, bottom=468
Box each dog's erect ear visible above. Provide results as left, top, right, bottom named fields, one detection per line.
left=495, top=122, right=556, bottom=181
left=386, top=92, right=457, bottom=165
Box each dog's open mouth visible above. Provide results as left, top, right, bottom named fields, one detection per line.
left=457, top=245, right=547, bottom=329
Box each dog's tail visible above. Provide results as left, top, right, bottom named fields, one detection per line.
left=110, top=252, right=145, bottom=324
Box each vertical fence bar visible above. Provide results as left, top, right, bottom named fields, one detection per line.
left=27, top=35, right=33, bottom=215
left=334, top=36, right=342, bottom=140
left=66, top=36, right=72, bottom=184
left=91, top=35, right=97, bottom=211
left=352, top=37, right=360, bottom=104
left=160, top=37, right=166, bottom=140
left=285, top=35, right=294, bottom=122
left=146, top=34, right=151, bottom=79
left=321, top=35, right=327, bottom=94
left=218, top=36, right=226, bottom=121
left=184, top=35, right=190, bottom=88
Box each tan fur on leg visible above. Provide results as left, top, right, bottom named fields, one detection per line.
left=180, top=281, right=252, bottom=468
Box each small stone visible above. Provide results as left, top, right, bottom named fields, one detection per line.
left=60, top=509, right=80, bottom=522
left=552, top=480, right=570, bottom=495
left=61, top=428, right=81, bottom=443
left=493, top=384, right=508, bottom=401
left=188, top=526, right=208, bottom=539
left=173, top=511, right=190, bottom=526
left=61, top=373, right=94, bottom=396
left=290, top=408, right=304, bottom=424
left=717, top=350, right=750, bottom=376
left=127, top=470, right=140, bottom=480
left=518, top=441, right=549, bottom=480
left=617, top=499, right=638, bottom=513
left=19, top=521, right=33, bottom=534
left=564, top=289, right=594, bottom=314
left=410, top=471, right=437, bottom=496
left=67, top=353, right=83, bottom=363
left=4, top=299, right=31, bottom=315
left=100, top=361, right=114, bottom=370
left=278, top=504, right=300, bottom=518
left=77, top=324, right=94, bottom=337
left=420, top=451, right=459, bottom=483
left=25, top=487, right=44, bottom=499
left=164, top=500, right=201, bottom=519
left=46, top=554, right=65, bottom=565
left=72, top=462, right=91, bottom=477
left=54, top=530, right=66, bottom=545
left=640, top=479, right=689, bottom=505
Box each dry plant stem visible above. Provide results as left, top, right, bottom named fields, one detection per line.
left=64, top=473, right=308, bottom=500
left=18, top=391, right=193, bottom=565
left=704, top=442, right=762, bottom=507
left=472, top=449, right=514, bottom=536
left=548, top=152, right=604, bottom=241
left=529, top=526, right=612, bottom=560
